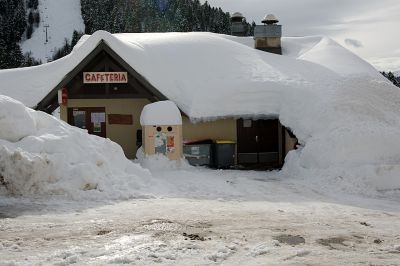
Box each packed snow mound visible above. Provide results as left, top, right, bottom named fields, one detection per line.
left=0, top=96, right=36, bottom=142
left=0, top=95, right=152, bottom=199
left=140, top=101, right=182, bottom=126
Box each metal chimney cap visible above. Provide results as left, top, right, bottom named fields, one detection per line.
left=262, top=14, right=279, bottom=24
left=232, top=12, right=244, bottom=19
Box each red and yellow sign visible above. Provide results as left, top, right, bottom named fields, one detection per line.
left=83, top=72, right=128, bottom=84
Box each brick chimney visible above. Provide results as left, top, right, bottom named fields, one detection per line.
left=254, top=14, right=282, bottom=55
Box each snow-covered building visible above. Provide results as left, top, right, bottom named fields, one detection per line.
left=32, top=20, right=297, bottom=167
left=41, top=31, right=295, bottom=166
left=0, top=18, right=396, bottom=170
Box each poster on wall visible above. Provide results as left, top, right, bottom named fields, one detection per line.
left=72, top=110, right=86, bottom=129
left=93, top=123, right=101, bottom=133
left=155, top=132, right=167, bottom=155
left=91, top=112, right=106, bottom=123
left=167, top=136, right=175, bottom=153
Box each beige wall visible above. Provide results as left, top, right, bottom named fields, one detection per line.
left=60, top=98, right=151, bottom=159
left=182, top=117, right=237, bottom=142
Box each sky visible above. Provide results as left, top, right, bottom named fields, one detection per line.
left=204, top=0, right=400, bottom=72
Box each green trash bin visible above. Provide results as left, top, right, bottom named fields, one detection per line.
left=213, top=140, right=235, bottom=169
left=183, top=141, right=213, bottom=166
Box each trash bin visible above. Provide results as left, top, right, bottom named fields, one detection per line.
left=213, top=140, right=236, bottom=169
left=183, top=139, right=213, bottom=166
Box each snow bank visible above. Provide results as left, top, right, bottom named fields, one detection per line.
left=140, top=100, right=182, bottom=126
left=0, top=96, right=36, bottom=142
left=136, top=148, right=192, bottom=172
left=0, top=95, right=152, bottom=199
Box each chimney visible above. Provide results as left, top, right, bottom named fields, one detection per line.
left=230, top=12, right=248, bottom=37
left=254, top=14, right=282, bottom=54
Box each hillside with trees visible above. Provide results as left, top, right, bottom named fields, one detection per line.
left=53, top=0, right=254, bottom=61
left=0, top=0, right=41, bottom=69
left=1, top=0, right=253, bottom=68
left=80, top=0, right=234, bottom=34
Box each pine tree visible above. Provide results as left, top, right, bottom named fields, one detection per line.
left=22, top=51, right=41, bottom=66
left=26, top=24, right=33, bottom=39
left=28, top=11, right=34, bottom=25
left=52, top=31, right=84, bottom=61
left=71, top=30, right=83, bottom=47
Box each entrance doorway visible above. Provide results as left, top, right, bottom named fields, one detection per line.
left=67, top=107, right=106, bottom=138
left=237, top=119, right=279, bottom=168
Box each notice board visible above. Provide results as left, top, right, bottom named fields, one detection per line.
left=108, top=114, right=133, bottom=125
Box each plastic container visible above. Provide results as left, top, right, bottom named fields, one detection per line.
left=183, top=140, right=212, bottom=166
left=213, top=140, right=236, bottom=169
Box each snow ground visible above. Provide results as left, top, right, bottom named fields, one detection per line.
left=1, top=166, right=400, bottom=265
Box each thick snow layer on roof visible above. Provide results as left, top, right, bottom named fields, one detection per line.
left=140, top=101, right=182, bottom=126
left=0, top=31, right=382, bottom=111
left=222, top=35, right=379, bottom=76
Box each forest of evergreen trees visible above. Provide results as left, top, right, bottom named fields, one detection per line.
left=80, top=0, right=233, bottom=34
left=0, top=0, right=41, bottom=69
left=0, top=0, right=27, bottom=68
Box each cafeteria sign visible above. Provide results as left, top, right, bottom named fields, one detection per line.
left=83, top=72, right=128, bottom=84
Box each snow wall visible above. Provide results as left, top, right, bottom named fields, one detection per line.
left=0, top=96, right=153, bottom=200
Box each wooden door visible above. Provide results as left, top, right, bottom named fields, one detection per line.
left=237, top=119, right=279, bottom=166
left=257, top=120, right=279, bottom=165
left=237, top=119, right=258, bottom=164
left=68, top=107, right=106, bottom=138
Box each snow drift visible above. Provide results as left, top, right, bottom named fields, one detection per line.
left=0, top=95, right=152, bottom=199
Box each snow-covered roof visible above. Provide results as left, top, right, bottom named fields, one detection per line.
left=140, top=101, right=182, bottom=126
left=0, top=31, right=380, bottom=116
